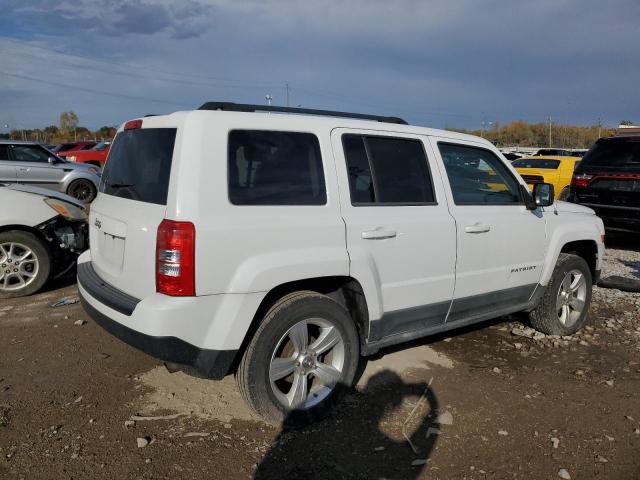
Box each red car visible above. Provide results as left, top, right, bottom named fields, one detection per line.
left=53, top=141, right=97, bottom=156
left=65, top=141, right=111, bottom=167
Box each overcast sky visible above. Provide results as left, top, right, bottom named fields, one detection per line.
left=1, top=0, right=639, bottom=131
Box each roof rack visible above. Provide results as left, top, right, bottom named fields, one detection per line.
left=197, top=102, right=408, bottom=125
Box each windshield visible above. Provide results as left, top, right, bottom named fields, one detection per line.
left=580, top=137, right=640, bottom=167
left=512, top=159, right=561, bottom=169
left=100, top=128, right=176, bottom=205
left=93, top=142, right=110, bottom=151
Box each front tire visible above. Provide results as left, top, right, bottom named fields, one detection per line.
left=529, top=253, right=592, bottom=335
left=237, top=291, right=360, bottom=424
left=0, top=231, right=51, bottom=299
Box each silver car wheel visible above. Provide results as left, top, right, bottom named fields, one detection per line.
left=269, top=318, right=345, bottom=410
left=556, top=269, right=587, bottom=327
left=0, top=242, right=40, bottom=292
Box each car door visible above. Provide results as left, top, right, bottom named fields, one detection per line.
left=332, top=129, right=457, bottom=342
left=10, top=144, right=65, bottom=190
left=429, top=137, right=547, bottom=323
left=0, top=144, right=17, bottom=183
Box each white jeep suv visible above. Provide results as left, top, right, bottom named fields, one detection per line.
left=77, top=102, right=604, bottom=422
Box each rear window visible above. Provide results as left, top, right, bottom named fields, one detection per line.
left=100, top=128, right=176, bottom=205
left=580, top=138, right=640, bottom=168
left=512, top=159, right=561, bottom=169
left=228, top=130, right=326, bottom=205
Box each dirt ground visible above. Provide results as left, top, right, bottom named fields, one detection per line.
left=1, top=241, right=639, bottom=479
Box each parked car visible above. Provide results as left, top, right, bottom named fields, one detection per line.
left=78, top=102, right=604, bottom=423
left=65, top=141, right=111, bottom=167
left=534, top=148, right=574, bottom=157
left=569, top=135, right=640, bottom=234
left=512, top=155, right=582, bottom=200
left=0, top=184, right=88, bottom=298
left=502, top=152, right=522, bottom=161
left=0, top=141, right=100, bottom=202
left=52, top=141, right=97, bottom=154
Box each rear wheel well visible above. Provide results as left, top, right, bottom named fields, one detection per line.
left=560, top=240, right=597, bottom=278
left=231, top=277, right=369, bottom=373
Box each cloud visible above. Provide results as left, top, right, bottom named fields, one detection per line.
left=4, top=0, right=214, bottom=39
left=1, top=0, right=639, bottom=129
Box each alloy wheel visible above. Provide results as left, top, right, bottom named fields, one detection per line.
left=556, top=269, right=587, bottom=327
left=0, top=242, right=40, bottom=292
left=269, top=318, right=345, bottom=410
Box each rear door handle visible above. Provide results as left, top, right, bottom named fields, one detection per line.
left=18, top=168, right=30, bottom=172
left=464, top=224, right=491, bottom=234
left=362, top=228, right=397, bottom=240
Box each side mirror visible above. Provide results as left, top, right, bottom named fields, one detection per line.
left=47, top=156, right=59, bottom=164
left=533, top=182, right=554, bottom=207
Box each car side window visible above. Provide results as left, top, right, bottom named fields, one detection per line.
left=438, top=142, right=521, bottom=205
left=0, top=145, right=9, bottom=161
left=228, top=130, right=326, bottom=206
left=342, top=134, right=435, bottom=205
left=11, top=145, right=51, bottom=163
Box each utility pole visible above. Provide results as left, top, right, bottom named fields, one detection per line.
left=548, top=116, right=552, bottom=147
left=285, top=82, right=290, bottom=107
left=598, top=116, right=602, bottom=138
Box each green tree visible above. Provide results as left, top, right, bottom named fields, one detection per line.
left=59, top=111, right=79, bottom=134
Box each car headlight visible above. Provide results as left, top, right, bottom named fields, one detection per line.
left=44, top=198, right=87, bottom=221
left=68, top=156, right=77, bottom=161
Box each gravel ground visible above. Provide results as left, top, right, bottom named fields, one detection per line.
left=1, top=243, right=639, bottom=479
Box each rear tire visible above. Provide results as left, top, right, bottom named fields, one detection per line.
left=237, top=291, right=360, bottom=425
left=529, top=253, right=592, bottom=335
left=67, top=179, right=97, bottom=203
left=0, top=230, right=51, bottom=299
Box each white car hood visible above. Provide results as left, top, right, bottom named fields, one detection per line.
left=3, top=184, right=84, bottom=208
left=553, top=200, right=595, bottom=215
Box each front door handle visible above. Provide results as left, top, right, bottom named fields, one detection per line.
left=18, top=168, right=30, bottom=172
left=464, top=224, right=491, bottom=234
left=362, top=228, right=397, bottom=240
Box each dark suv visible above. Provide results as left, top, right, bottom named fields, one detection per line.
left=568, top=135, right=640, bottom=233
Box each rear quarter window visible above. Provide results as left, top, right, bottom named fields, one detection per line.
left=228, top=130, right=326, bottom=205
left=512, top=159, right=560, bottom=169
left=100, top=128, right=176, bottom=205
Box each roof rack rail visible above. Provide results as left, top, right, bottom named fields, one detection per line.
left=197, top=101, right=408, bottom=125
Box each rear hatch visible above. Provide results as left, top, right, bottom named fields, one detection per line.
left=89, top=123, right=177, bottom=299
left=572, top=137, right=640, bottom=211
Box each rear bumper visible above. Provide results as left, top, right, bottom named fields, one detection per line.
left=77, top=260, right=240, bottom=379
left=80, top=293, right=236, bottom=379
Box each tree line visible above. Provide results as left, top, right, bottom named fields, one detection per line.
left=1, top=112, right=626, bottom=149
left=448, top=120, right=619, bottom=149
left=1, top=111, right=117, bottom=144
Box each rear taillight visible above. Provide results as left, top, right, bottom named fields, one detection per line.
left=156, top=219, right=195, bottom=296
left=571, top=173, right=593, bottom=188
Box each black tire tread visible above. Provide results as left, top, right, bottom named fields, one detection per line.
left=529, top=253, right=592, bottom=335
left=237, top=290, right=358, bottom=424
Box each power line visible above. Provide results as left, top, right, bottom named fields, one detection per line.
left=0, top=70, right=189, bottom=107
left=0, top=37, right=283, bottom=88
left=3, top=48, right=280, bottom=92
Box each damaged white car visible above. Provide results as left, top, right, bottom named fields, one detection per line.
left=0, top=184, right=88, bottom=298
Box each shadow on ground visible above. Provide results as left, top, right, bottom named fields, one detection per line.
left=255, top=370, right=440, bottom=479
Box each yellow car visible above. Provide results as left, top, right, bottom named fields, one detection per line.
left=512, top=156, right=581, bottom=200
